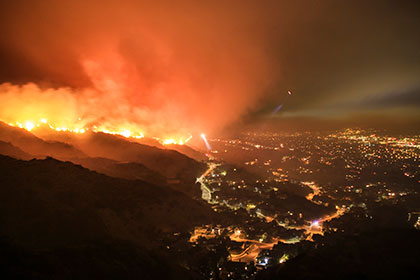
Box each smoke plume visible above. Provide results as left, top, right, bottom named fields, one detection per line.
left=0, top=0, right=283, bottom=137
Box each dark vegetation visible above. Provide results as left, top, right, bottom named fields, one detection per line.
left=0, top=155, right=213, bottom=279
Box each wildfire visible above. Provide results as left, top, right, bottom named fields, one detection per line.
left=162, top=139, right=178, bottom=145
left=161, top=135, right=192, bottom=146
left=12, top=119, right=90, bottom=134
left=23, top=121, right=35, bottom=131
left=92, top=126, right=143, bottom=139
left=7, top=118, right=192, bottom=146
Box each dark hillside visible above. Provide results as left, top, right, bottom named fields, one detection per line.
left=0, top=155, right=215, bottom=279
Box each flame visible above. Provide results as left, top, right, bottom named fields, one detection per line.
left=161, top=135, right=192, bottom=145
left=8, top=118, right=146, bottom=138
left=0, top=83, right=193, bottom=144
left=6, top=118, right=196, bottom=146
left=24, top=121, right=35, bottom=131
left=162, top=139, right=177, bottom=145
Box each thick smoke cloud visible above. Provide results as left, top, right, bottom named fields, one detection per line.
left=0, top=0, right=286, bottom=137
left=1, top=0, right=420, bottom=134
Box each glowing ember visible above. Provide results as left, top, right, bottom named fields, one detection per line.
left=24, top=121, right=35, bottom=131
left=121, top=130, right=131, bottom=138
left=162, top=139, right=177, bottom=145
left=161, top=135, right=192, bottom=146
left=7, top=119, right=148, bottom=138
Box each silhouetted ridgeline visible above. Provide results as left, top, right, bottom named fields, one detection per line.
left=0, top=122, right=85, bottom=159
left=0, top=122, right=206, bottom=197
left=0, top=140, right=32, bottom=160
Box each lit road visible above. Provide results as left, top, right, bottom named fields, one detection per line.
left=196, top=162, right=219, bottom=202
left=230, top=242, right=275, bottom=263
left=302, top=181, right=321, bottom=201
left=229, top=232, right=280, bottom=263
left=194, top=161, right=347, bottom=262
left=275, top=206, right=347, bottom=241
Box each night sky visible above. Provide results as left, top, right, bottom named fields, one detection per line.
left=0, top=0, right=419, bottom=135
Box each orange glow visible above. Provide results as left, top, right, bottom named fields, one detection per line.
left=5, top=118, right=202, bottom=146
left=121, top=130, right=131, bottom=138
left=0, top=0, right=285, bottom=148
left=161, top=135, right=192, bottom=145
left=24, top=121, right=35, bottom=131
left=0, top=83, right=202, bottom=144
left=7, top=118, right=149, bottom=139
left=162, top=139, right=176, bottom=145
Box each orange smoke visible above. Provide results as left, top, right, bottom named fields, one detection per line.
left=0, top=0, right=283, bottom=139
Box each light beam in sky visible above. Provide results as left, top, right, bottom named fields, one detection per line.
left=200, top=133, right=211, bottom=150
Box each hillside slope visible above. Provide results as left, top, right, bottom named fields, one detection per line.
left=0, top=155, right=214, bottom=279
left=0, top=156, right=213, bottom=247
left=0, top=122, right=85, bottom=159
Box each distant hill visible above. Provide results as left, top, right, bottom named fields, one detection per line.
left=0, top=122, right=85, bottom=159
left=129, top=137, right=207, bottom=162
left=73, top=157, right=167, bottom=186
left=165, top=143, right=207, bottom=161
left=136, top=136, right=165, bottom=147
left=29, top=125, right=206, bottom=181
left=0, top=122, right=206, bottom=197
left=0, top=140, right=33, bottom=160
left=69, top=132, right=206, bottom=181
left=34, top=128, right=206, bottom=162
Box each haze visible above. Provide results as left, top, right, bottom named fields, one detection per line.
left=0, top=0, right=419, bottom=137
